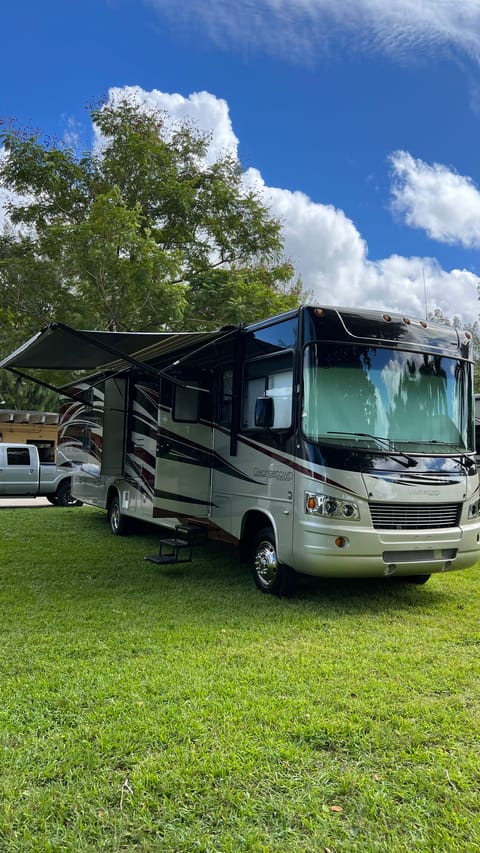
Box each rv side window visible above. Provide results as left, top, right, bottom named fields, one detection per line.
left=173, top=382, right=200, bottom=423
left=242, top=354, right=293, bottom=430
left=219, top=369, right=233, bottom=427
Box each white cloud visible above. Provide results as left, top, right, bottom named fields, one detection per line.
left=245, top=167, right=479, bottom=323
left=2, top=87, right=479, bottom=326
left=391, top=151, right=480, bottom=249
left=0, top=147, right=25, bottom=234
left=61, top=115, right=82, bottom=151
left=148, top=0, right=480, bottom=64
left=96, top=86, right=239, bottom=164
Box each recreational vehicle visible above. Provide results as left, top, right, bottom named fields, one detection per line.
left=1, top=306, right=479, bottom=594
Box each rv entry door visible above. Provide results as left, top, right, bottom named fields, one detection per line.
left=154, top=370, right=213, bottom=521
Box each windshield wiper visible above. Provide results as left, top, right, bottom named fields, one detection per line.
left=429, top=441, right=476, bottom=472
left=326, top=432, right=417, bottom=468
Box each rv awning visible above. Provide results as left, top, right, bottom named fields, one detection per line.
left=0, top=322, right=233, bottom=373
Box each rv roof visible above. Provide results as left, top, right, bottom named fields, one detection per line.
left=0, top=323, right=228, bottom=372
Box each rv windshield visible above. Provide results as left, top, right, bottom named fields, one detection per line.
left=302, top=343, right=473, bottom=453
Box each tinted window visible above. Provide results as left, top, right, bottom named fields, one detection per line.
left=7, top=447, right=31, bottom=465
left=245, top=318, right=298, bottom=358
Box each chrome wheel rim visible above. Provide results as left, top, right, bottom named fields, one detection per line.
left=111, top=503, right=120, bottom=531
left=254, top=540, right=278, bottom=587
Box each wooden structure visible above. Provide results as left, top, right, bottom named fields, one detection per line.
left=0, top=410, right=58, bottom=462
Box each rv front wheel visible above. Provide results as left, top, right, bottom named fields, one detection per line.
left=252, top=527, right=295, bottom=597
left=108, top=494, right=130, bottom=536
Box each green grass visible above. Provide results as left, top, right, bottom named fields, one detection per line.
left=0, top=505, right=479, bottom=852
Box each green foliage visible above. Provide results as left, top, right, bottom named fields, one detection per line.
left=0, top=368, right=57, bottom=411
left=0, top=506, right=479, bottom=851
left=0, top=98, right=301, bottom=340
left=428, top=308, right=480, bottom=392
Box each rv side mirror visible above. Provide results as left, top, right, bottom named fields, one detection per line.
left=255, top=396, right=274, bottom=429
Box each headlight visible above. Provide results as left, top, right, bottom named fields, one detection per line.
left=468, top=500, right=480, bottom=519
left=305, top=492, right=360, bottom=520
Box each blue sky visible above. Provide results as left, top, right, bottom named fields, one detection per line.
left=2, top=0, right=480, bottom=324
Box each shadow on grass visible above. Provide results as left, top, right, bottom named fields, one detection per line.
left=49, top=507, right=461, bottom=618
left=137, top=544, right=456, bottom=618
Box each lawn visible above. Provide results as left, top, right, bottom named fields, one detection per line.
left=0, top=505, right=479, bottom=852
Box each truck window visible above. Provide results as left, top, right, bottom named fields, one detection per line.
left=7, top=447, right=31, bottom=466
left=27, top=440, right=55, bottom=463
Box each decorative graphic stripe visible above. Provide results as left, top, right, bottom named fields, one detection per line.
left=159, top=429, right=263, bottom=485
left=154, top=489, right=216, bottom=508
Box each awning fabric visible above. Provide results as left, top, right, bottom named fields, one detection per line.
left=0, top=322, right=231, bottom=373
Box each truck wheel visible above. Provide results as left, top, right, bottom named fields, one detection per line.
left=108, top=494, right=130, bottom=536
left=252, top=527, right=296, bottom=596
left=56, top=480, right=82, bottom=507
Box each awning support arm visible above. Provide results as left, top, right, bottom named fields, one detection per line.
left=6, top=367, right=93, bottom=404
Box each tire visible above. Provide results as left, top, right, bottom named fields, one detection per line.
left=56, top=479, right=82, bottom=507
left=251, top=527, right=296, bottom=596
left=108, top=494, right=130, bottom=536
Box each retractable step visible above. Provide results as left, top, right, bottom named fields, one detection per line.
left=145, top=522, right=208, bottom=565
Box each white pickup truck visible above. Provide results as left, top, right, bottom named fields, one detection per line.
left=0, top=443, right=81, bottom=506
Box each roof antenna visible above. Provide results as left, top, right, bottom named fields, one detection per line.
left=422, top=267, right=428, bottom=321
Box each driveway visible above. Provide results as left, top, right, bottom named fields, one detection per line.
left=0, top=497, right=51, bottom=508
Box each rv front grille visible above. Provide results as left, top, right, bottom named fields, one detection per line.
left=369, top=502, right=461, bottom=530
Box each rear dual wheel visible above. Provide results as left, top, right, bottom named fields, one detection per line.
left=108, top=494, right=130, bottom=536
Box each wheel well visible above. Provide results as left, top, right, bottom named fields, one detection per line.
left=55, top=477, right=72, bottom=495
left=240, top=511, right=274, bottom=561
left=106, top=487, right=119, bottom=511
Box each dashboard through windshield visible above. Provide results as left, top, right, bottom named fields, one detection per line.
left=302, top=343, right=473, bottom=453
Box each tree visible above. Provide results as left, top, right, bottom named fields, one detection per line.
left=428, top=308, right=480, bottom=392
left=0, top=97, right=301, bottom=340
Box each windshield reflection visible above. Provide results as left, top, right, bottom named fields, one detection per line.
left=302, top=344, right=473, bottom=453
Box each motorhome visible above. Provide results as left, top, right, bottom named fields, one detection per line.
left=1, top=306, right=479, bottom=594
